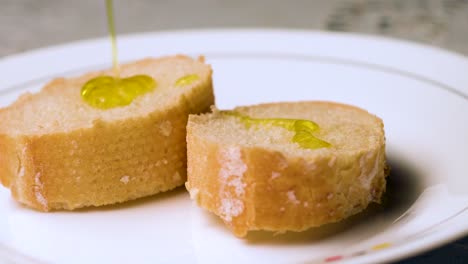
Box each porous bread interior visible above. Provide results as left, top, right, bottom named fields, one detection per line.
left=0, top=55, right=211, bottom=135
left=186, top=101, right=387, bottom=237
left=189, top=102, right=383, bottom=157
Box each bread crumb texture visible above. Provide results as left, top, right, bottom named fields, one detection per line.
left=186, top=101, right=387, bottom=237
left=0, top=55, right=214, bottom=211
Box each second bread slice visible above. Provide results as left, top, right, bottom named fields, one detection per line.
left=186, top=101, right=387, bottom=237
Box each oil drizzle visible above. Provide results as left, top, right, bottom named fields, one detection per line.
left=106, top=0, right=119, bottom=76
left=81, top=0, right=156, bottom=109
left=222, top=111, right=331, bottom=150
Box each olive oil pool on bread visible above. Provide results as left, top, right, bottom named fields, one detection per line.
left=221, top=110, right=331, bottom=149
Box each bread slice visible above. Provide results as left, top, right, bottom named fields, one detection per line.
left=186, top=101, right=387, bottom=237
left=0, top=55, right=214, bottom=211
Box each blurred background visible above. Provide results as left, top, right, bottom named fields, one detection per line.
left=0, top=0, right=467, bottom=263
left=0, top=0, right=467, bottom=57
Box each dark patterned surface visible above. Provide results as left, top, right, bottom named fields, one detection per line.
left=324, top=0, right=468, bottom=56
left=400, top=237, right=468, bottom=263
left=1, top=0, right=468, bottom=57
left=0, top=0, right=467, bottom=263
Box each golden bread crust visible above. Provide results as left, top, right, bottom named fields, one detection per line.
left=0, top=55, right=214, bottom=211
left=186, top=101, right=387, bottom=237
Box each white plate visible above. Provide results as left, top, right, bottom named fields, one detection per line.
left=0, top=29, right=467, bottom=264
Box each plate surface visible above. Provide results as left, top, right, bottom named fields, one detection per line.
left=0, top=29, right=467, bottom=264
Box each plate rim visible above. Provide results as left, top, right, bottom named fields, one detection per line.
left=2, top=27, right=468, bottom=62
left=1, top=28, right=467, bottom=98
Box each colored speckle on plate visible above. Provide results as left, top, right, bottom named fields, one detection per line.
left=351, top=250, right=367, bottom=257
left=372, top=243, right=392, bottom=250
left=325, top=255, right=343, bottom=262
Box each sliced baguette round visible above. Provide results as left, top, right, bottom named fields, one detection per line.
left=0, top=55, right=214, bottom=211
left=186, top=101, right=387, bottom=237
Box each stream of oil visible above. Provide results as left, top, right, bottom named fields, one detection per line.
left=80, top=0, right=156, bottom=109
